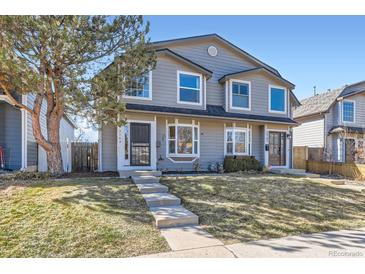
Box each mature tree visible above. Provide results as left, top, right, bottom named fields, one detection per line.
left=0, top=16, right=155, bottom=174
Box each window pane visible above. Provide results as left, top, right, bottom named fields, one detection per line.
left=194, top=141, right=198, bottom=154
left=177, top=126, right=193, bottom=154
left=169, top=126, right=175, bottom=139
left=194, top=127, right=198, bottom=140
left=235, top=131, right=246, bottom=143
left=343, top=101, right=354, bottom=122
left=169, top=140, right=176, bottom=154
left=232, top=82, right=249, bottom=96
left=270, top=87, right=285, bottom=112
left=227, top=130, right=233, bottom=142
left=180, top=88, right=199, bottom=103
left=235, top=143, right=245, bottom=153
left=232, top=94, right=249, bottom=108
left=125, top=72, right=150, bottom=98
left=226, top=143, right=233, bottom=154
left=180, top=73, right=200, bottom=89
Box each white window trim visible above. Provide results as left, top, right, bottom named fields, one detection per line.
left=123, top=71, right=153, bottom=101
left=224, top=126, right=250, bottom=156
left=268, top=85, right=287, bottom=114
left=229, top=79, right=251, bottom=111
left=166, top=120, right=200, bottom=158
left=177, top=70, right=203, bottom=106
left=341, top=99, right=356, bottom=124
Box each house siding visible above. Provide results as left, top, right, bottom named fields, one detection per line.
left=293, top=117, right=325, bottom=147
left=0, top=102, right=22, bottom=170
left=226, top=72, right=291, bottom=118
left=101, top=123, right=117, bottom=171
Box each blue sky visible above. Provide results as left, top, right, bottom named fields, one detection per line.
left=146, top=16, right=365, bottom=100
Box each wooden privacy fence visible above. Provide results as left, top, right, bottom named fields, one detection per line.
left=71, top=142, right=98, bottom=172
left=293, top=146, right=323, bottom=169
left=307, top=160, right=365, bottom=180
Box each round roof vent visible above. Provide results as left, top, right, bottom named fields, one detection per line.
left=207, top=45, right=218, bottom=57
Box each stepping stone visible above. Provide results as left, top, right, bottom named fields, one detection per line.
left=143, top=193, right=180, bottom=207
left=132, top=175, right=160, bottom=184
left=150, top=206, right=199, bottom=228
left=161, top=225, right=223, bottom=251
left=136, top=183, right=168, bottom=194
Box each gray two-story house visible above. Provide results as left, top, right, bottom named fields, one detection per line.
left=99, top=34, right=299, bottom=175
left=293, top=80, right=365, bottom=163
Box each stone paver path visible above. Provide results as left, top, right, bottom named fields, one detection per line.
left=132, top=175, right=224, bottom=251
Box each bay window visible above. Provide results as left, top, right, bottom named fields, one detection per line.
left=167, top=122, right=199, bottom=156
left=225, top=128, right=249, bottom=155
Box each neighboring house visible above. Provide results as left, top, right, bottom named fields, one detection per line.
left=293, top=80, right=365, bottom=163
left=0, top=92, right=75, bottom=172
left=99, top=34, right=300, bottom=175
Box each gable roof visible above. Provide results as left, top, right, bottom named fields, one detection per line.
left=218, top=67, right=295, bottom=89
left=338, top=80, right=365, bottom=98
left=151, top=33, right=281, bottom=77
left=293, top=88, right=343, bottom=119
left=156, top=48, right=213, bottom=79
left=294, top=80, right=365, bottom=119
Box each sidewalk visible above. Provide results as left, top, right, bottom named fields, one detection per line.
left=141, top=228, right=365, bottom=258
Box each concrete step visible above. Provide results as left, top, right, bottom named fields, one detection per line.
left=119, top=170, right=162, bottom=178
left=271, top=168, right=306, bottom=174
left=136, top=183, right=168, bottom=194
left=143, top=193, right=181, bottom=207
left=132, top=176, right=160, bottom=184
left=150, top=206, right=199, bottom=228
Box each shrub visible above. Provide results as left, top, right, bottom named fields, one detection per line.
left=223, top=156, right=261, bottom=173
left=0, top=171, right=53, bottom=181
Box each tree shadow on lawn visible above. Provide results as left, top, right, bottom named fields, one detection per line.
left=162, top=174, right=365, bottom=246
left=9, top=178, right=154, bottom=225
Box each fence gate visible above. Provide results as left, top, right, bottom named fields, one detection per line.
left=71, top=142, right=98, bottom=172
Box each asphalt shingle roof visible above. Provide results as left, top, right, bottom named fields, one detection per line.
left=293, top=88, right=343, bottom=119
left=126, top=103, right=297, bottom=124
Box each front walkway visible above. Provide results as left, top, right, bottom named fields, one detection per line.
left=141, top=228, right=365, bottom=258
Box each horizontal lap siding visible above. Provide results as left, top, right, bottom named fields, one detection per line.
left=0, top=102, right=22, bottom=170
left=170, top=41, right=256, bottom=106
left=122, top=57, right=206, bottom=110
left=156, top=115, right=263, bottom=171
left=101, top=124, right=117, bottom=171
left=293, top=118, right=324, bottom=147
left=227, top=73, right=291, bottom=118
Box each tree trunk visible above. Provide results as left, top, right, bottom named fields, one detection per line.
left=46, top=146, right=63, bottom=174
left=31, top=95, right=64, bottom=175
left=46, top=112, right=64, bottom=174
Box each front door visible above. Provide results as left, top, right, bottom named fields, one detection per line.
left=130, top=123, right=151, bottom=166
left=345, top=139, right=356, bottom=163
left=269, top=131, right=286, bottom=166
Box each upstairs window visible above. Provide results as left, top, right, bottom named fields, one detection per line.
left=269, top=86, right=286, bottom=113
left=230, top=80, right=250, bottom=109
left=342, top=100, right=355, bottom=123
left=167, top=123, right=199, bottom=156
left=177, top=71, right=202, bottom=105
left=125, top=71, right=152, bottom=99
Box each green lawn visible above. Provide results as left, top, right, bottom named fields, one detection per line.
left=0, top=178, right=169, bottom=257
left=161, top=173, right=365, bottom=244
